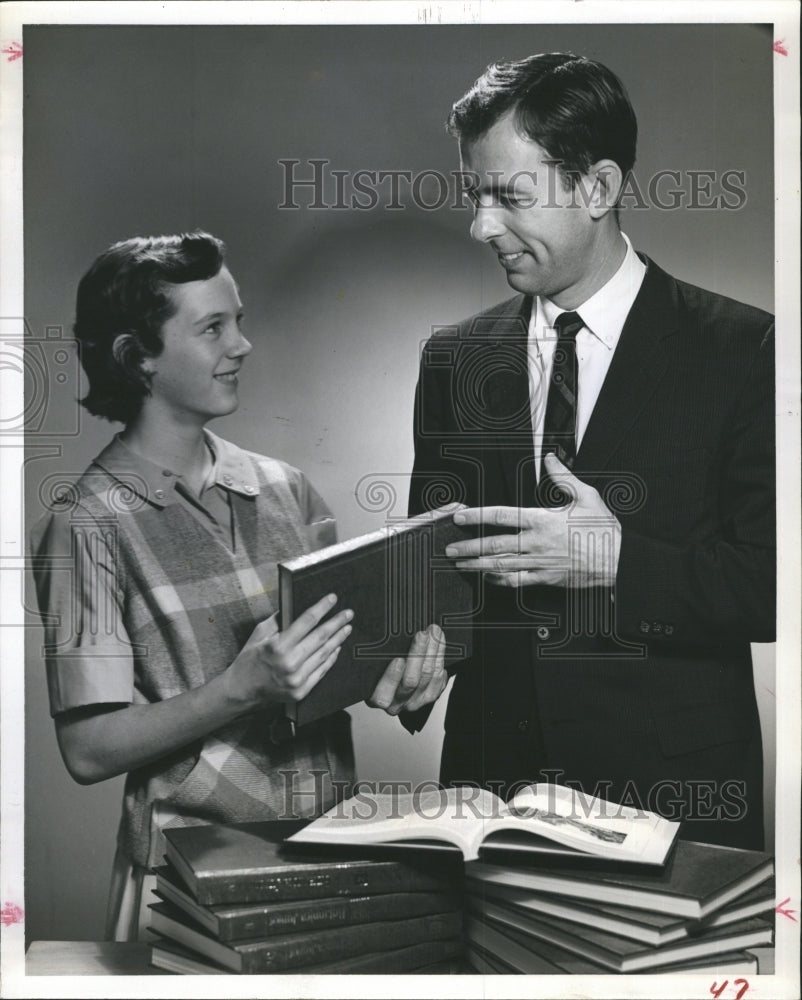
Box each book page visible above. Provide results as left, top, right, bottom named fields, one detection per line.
left=501, top=783, right=679, bottom=863
left=290, top=786, right=505, bottom=855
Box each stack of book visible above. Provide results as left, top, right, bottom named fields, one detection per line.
left=463, top=840, right=775, bottom=974
left=147, top=819, right=465, bottom=974
left=288, top=782, right=776, bottom=976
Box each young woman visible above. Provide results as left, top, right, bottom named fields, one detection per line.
left=31, top=232, right=447, bottom=940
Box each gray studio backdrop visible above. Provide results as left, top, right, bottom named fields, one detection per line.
left=22, top=23, right=775, bottom=941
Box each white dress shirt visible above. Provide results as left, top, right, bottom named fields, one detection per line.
left=528, top=233, right=646, bottom=480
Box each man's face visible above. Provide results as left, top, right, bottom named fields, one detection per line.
left=461, top=112, right=605, bottom=307
left=144, top=266, right=251, bottom=426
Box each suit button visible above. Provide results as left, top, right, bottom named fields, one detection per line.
left=536, top=626, right=550, bottom=640
left=517, top=720, right=529, bottom=733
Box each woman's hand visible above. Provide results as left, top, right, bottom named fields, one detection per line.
left=226, top=594, right=353, bottom=708
left=367, top=624, right=448, bottom=715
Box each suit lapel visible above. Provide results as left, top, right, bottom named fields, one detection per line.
left=472, top=294, right=536, bottom=505
left=575, top=256, right=679, bottom=476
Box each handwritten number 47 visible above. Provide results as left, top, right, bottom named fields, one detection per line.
left=710, top=980, right=749, bottom=1000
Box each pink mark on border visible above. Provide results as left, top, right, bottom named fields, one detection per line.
left=2, top=41, right=23, bottom=62
left=0, top=902, right=24, bottom=926
left=773, top=39, right=788, bottom=56
left=763, top=686, right=775, bottom=698
left=775, top=897, right=797, bottom=921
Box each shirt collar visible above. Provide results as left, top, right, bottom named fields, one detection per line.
left=533, top=233, right=646, bottom=350
left=92, top=430, right=260, bottom=509
left=204, top=430, right=261, bottom=498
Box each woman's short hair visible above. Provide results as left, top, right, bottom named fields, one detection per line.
left=447, top=53, right=637, bottom=187
left=74, top=231, right=226, bottom=424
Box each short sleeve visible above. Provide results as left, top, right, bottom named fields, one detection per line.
left=284, top=468, right=338, bottom=552
left=30, top=509, right=135, bottom=716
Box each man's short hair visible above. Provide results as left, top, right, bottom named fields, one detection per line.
left=74, top=231, right=225, bottom=424
left=447, top=52, right=637, bottom=186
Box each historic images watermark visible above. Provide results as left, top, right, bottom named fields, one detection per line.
left=277, top=159, right=748, bottom=212
left=278, top=769, right=750, bottom=824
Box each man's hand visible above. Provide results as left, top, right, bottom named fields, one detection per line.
left=367, top=624, right=448, bottom=715
left=445, top=454, right=621, bottom=588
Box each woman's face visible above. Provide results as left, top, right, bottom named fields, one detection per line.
left=142, top=266, right=252, bottom=427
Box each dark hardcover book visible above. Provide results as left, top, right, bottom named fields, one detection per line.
left=466, top=943, right=523, bottom=974
left=163, top=819, right=459, bottom=906
left=148, top=900, right=463, bottom=974
left=467, top=915, right=760, bottom=976
left=466, top=875, right=776, bottom=947
left=149, top=934, right=464, bottom=975
left=467, top=884, right=688, bottom=947
left=279, top=504, right=476, bottom=727
left=745, top=944, right=776, bottom=975
left=465, top=914, right=561, bottom=974
left=154, top=862, right=459, bottom=941
left=695, top=879, right=776, bottom=930
left=467, top=839, right=774, bottom=919
left=471, top=899, right=773, bottom=973
left=149, top=936, right=229, bottom=975
left=303, top=939, right=464, bottom=974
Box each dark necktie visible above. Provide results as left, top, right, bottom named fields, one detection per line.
left=538, top=310, right=584, bottom=505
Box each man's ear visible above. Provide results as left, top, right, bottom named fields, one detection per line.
left=587, top=159, right=623, bottom=219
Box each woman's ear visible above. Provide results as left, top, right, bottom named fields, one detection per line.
left=112, top=333, right=153, bottom=374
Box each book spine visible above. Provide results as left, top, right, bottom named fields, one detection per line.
left=239, top=910, right=463, bottom=974
left=278, top=562, right=293, bottom=633
left=219, top=891, right=460, bottom=941
left=195, top=864, right=452, bottom=906
left=277, top=564, right=297, bottom=725
left=308, top=938, right=464, bottom=974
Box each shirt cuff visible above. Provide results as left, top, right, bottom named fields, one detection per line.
left=47, top=646, right=134, bottom=716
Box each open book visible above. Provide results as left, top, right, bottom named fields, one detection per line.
left=287, top=784, right=680, bottom=866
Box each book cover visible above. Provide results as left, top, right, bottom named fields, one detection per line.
left=149, top=900, right=463, bottom=974
left=154, top=862, right=459, bottom=941
left=466, top=875, right=775, bottom=947
left=695, top=879, right=776, bottom=930
left=279, top=504, right=476, bottom=727
left=472, top=899, right=772, bottom=973
left=467, top=915, right=760, bottom=976
left=288, top=782, right=679, bottom=865
left=149, top=934, right=464, bottom=975
left=465, top=913, right=558, bottom=975
left=466, top=943, right=523, bottom=974
left=466, top=883, right=688, bottom=947
left=467, top=839, right=774, bottom=919
left=163, top=819, right=460, bottom=906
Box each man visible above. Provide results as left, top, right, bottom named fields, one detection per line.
left=409, top=54, right=774, bottom=850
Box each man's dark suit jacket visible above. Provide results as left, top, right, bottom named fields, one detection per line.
left=408, top=254, right=775, bottom=850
